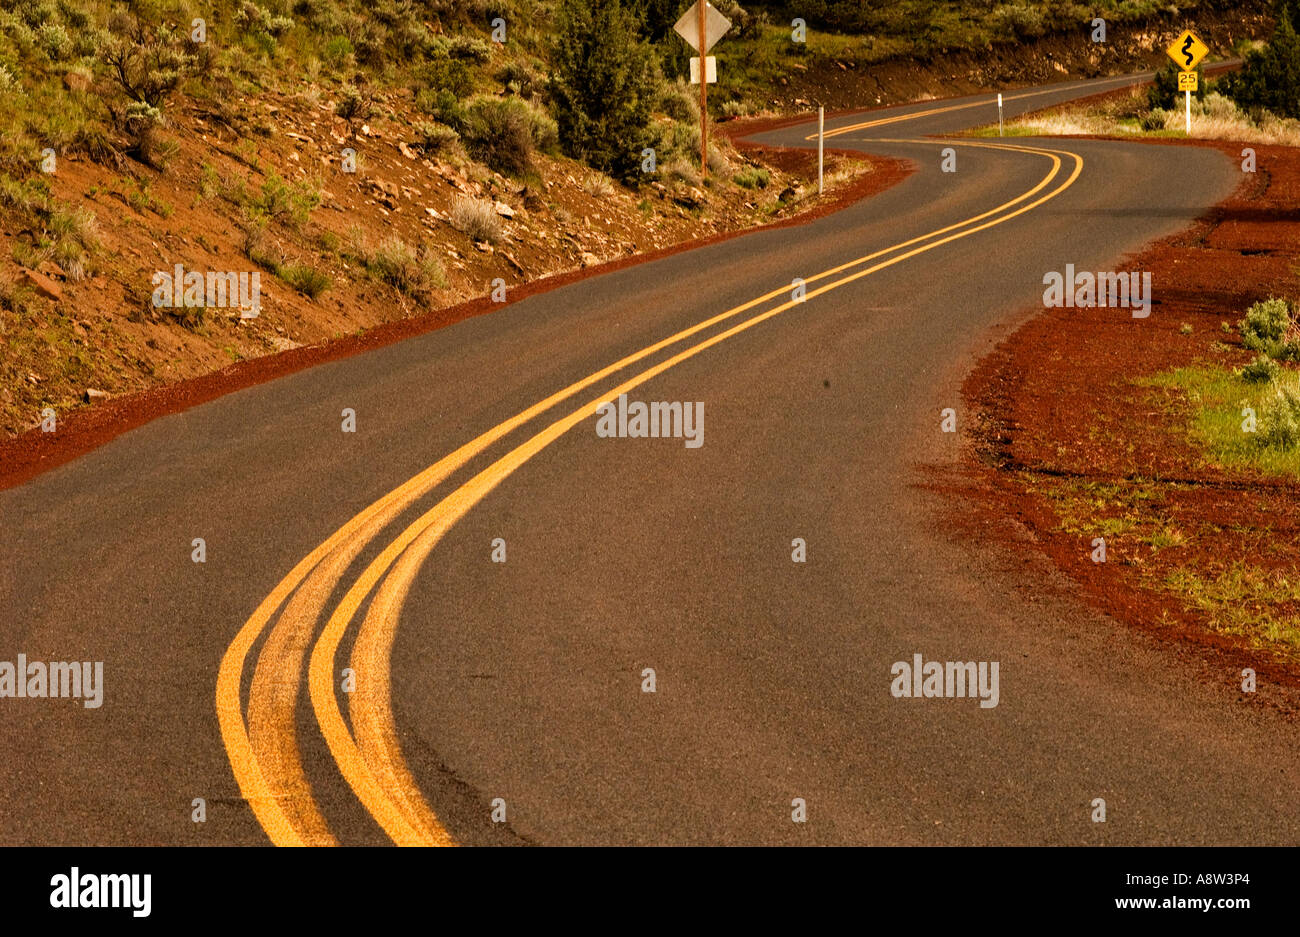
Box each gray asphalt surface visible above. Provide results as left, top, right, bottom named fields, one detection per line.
left=2, top=72, right=1295, bottom=846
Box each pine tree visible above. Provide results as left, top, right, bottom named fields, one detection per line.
left=1224, top=11, right=1300, bottom=119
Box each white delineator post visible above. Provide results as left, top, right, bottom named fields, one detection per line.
left=998, top=92, right=1003, bottom=136
left=818, top=105, right=825, bottom=195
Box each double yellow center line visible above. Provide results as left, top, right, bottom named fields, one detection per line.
left=218, top=126, right=1085, bottom=845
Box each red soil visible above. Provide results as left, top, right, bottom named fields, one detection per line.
left=961, top=140, right=1300, bottom=710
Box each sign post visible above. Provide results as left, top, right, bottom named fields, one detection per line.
left=697, top=0, right=705, bottom=173
left=674, top=1, right=731, bottom=176
left=1165, top=29, right=1209, bottom=136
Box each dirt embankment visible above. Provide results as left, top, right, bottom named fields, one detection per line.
left=0, top=120, right=911, bottom=492
left=0, top=67, right=880, bottom=438
left=768, top=5, right=1272, bottom=111
left=961, top=140, right=1300, bottom=713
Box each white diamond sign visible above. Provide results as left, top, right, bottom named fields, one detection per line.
left=673, top=1, right=731, bottom=53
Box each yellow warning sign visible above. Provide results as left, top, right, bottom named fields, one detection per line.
left=1178, top=70, right=1198, bottom=92
left=1166, top=29, right=1209, bottom=71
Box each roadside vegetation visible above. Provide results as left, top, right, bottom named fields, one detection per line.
left=0, top=0, right=853, bottom=433
left=0, top=0, right=1269, bottom=434
left=982, top=0, right=1300, bottom=145
left=1025, top=473, right=1300, bottom=655
left=1143, top=299, right=1300, bottom=478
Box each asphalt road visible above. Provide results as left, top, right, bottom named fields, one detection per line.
left=2, top=72, right=1295, bottom=846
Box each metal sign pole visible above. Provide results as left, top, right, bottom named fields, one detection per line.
left=698, top=1, right=707, bottom=175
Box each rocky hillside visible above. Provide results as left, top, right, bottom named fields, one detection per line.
left=0, top=0, right=1271, bottom=437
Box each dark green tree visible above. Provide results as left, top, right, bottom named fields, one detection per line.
left=1278, top=0, right=1300, bottom=30
left=550, top=0, right=659, bottom=182
left=1147, top=61, right=1206, bottom=110
left=640, top=0, right=687, bottom=42
left=1222, top=11, right=1300, bottom=119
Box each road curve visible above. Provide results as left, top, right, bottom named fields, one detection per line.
left=1, top=72, right=1294, bottom=846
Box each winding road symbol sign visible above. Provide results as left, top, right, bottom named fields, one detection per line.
left=1166, top=29, right=1209, bottom=71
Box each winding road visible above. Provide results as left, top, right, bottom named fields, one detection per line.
left=2, top=71, right=1295, bottom=846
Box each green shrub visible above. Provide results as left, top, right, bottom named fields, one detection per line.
left=1242, top=354, right=1281, bottom=384
left=733, top=167, right=770, bottom=190
left=278, top=262, right=331, bottom=298
left=1258, top=389, right=1300, bottom=450
left=495, top=60, right=538, bottom=97
left=1222, top=12, right=1300, bottom=119
left=321, top=36, right=354, bottom=68
left=414, top=51, right=474, bottom=100
left=1240, top=297, right=1291, bottom=356
left=1147, top=62, right=1206, bottom=111
left=657, top=80, right=700, bottom=124
left=550, top=0, right=658, bottom=182
left=254, top=171, right=322, bottom=228
left=448, top=35, right=492, bottom=63
left=414, top=121, right=460, bottom=156
left=461, top=96, right=546, bottom=175
left=1140, top=107, right=1168, bottom=131
left=334, top=84, right=368, bottom=122
left=450, top=195, right=503, bottom=242
left=417, top=88, right=467, bottom=128
left=991, top=3, right=1046, bottom=41
left=365, top=235, right=445, bottom=293
left=102, top=17, right=196, bottom=108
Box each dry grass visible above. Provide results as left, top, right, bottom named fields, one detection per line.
left=581, top=172, right=615, bottom=199
left=998, top=93, right=1300, bottom=147
left=449, top=196, right=502, bottom=243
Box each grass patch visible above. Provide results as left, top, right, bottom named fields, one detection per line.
left=976, top=90, right=1300, bottom=146
left=732, top=167, right=770, bottom=190
left=277, top=263, right=331, bottom=299
left=449, top=196, right=503, bottom=243
left=1141, top=364, right=1300, bottom=478
left=347, top=231, right=445, bottom=295
left=1164, top=563, right=1300, bottom=651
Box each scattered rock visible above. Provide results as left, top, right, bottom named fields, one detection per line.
left=83, top=388, right=109, bottom=402
left=398, top=141, right=418, bottom=160
left=493, top=200, right=515, bottom=218
left=62, top=71, right=90, bottom=93
left=36, top=260, right=66, bottom=280
left=580, top=251, right=599, bottom=267
left=21, top=269, right=62, bottom=301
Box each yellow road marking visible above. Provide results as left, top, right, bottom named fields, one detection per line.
left=220, top=113, right=1085, bottom=845
left=803, top=74, right=1149, bottom=142
left=217, top=198, right=1001, bottom=845
left=316, top=140, right=1086, bottom=845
